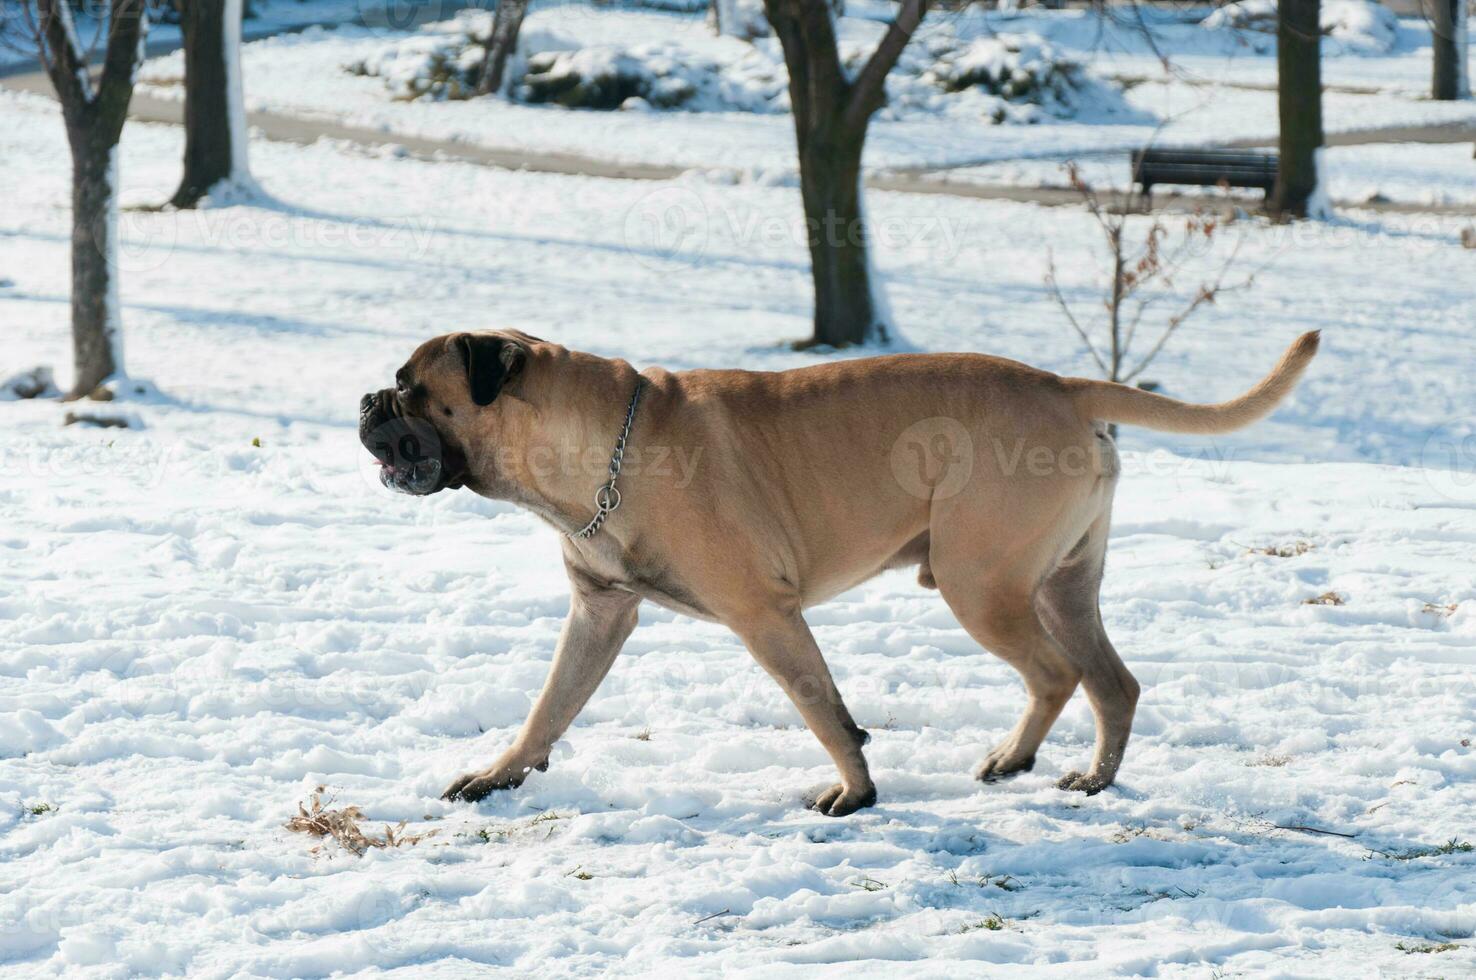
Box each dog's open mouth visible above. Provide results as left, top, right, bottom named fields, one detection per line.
left=359, top=392, right=456, bottom=496
left=377, top=454, right=445, bottom=496
left=367, top=417, right=446, bottom=496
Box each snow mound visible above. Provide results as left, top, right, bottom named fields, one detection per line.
left=1201, top=0, right=1399, bottom=55
left=903, top=33, right=1137, bottom=124
left=0, top=710, right=65, bottom=758
left=0, top=366, right=58, bottom=400
left=346, top=23, right=783, bottom=111
left=519, top=42, right=785, bottom=112
left=345, top=17, right=1130, bottom=123
left=345, top=31, right=486, bottom=101
left=1321, top=0, right=1401, bottom=53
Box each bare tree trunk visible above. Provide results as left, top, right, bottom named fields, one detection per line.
left=1431, top=0, right=1470, bottom=100
left=68, top=131, right=124, bottom=396
left=36, top=0, right=149, bottom=398
left=798, top=127, right=877, bottom=347
left=762, top=0, right=927, bottom=348
left=476, top=0, right=531, bottom=97
left=1272, top=0, right=1324, bottom=219
left=171, top=0, right=251, bottom=207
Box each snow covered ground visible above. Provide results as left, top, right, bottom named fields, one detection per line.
left=4, top=41, right=1476, bottom=977
left=939, top=140, right=1476, bottom=208
left=0, top=0, right=378, bottom=74
left=129, top=5, right=1476, bottom=179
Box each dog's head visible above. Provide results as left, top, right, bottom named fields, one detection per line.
left=359, top=332, right=528, bottom=496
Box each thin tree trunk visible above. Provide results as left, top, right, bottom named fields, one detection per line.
left=798, top=128, right=878, bottom=346
left=1432, top=0, right=1470, bottom=100
left=476, top=0, right=531, bottom=97
left=1272, top=0, right=1324, bottom=219
left=69, top=132, right=124, bottom=396
left=763, top=0, right=926, bottom=347
left=36, top=0, right=149, bottom=398
left=172, top=0, right=250, bottom=207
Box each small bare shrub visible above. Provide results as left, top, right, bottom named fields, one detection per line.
left=1045, top=163, right=1259, bottom=424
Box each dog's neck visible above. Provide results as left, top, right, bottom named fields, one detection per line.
left=487, top=347, right=643, bottom=540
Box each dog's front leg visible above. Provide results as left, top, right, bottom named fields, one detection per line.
left=736, top=611, right=876, bottom=817
left=442, top=568, right=639, bottom=803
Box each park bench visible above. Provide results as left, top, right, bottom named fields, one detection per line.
left=1130, top=148, right=1279, bottom=199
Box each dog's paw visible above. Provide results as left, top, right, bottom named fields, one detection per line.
left=1056, top=770, right=1111, bottom=796
left=806, top=783, right=877, bottom=817
left=441, top=764, right=535, bottom=803
left=973, top=748, right=1036, bottom=783
left=441, top=770, right=514, bottom=803
left=441, top=750, right=550, bottom=803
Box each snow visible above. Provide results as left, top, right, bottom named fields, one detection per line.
left=3, top=3, right=1476, bottom=972
left=0, top=0, right=371, bottom=75
left=1306, top=146, right=1335, bottom=220
left=911, top=32, right=1143, bottom=124
left=712, top=0, right=769, bottom=40
left=0, top=367, right=59, bottom=401
left=133, top=6, right=1476, bottom=175
left=1202, top=0, right=1402, bottom=56
left=222, top=0, right=255, bottom=189
left=338, top=13, right=1130, bottom=122
left=517, top=39, right=782, bottom=111
left=935, top=141, right=1476, bottom=208
left=858, top=173, right=897, bottom=345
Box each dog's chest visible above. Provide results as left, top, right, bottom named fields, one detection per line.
left=572, top=543, right=715, bottom=621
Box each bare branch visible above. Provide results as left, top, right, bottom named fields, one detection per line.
left=1124, top=0, right=1172, bottom=73
left=1045, top=250, right=1110, bottom=377
left=1058, top=157, right=1261, bottom=388
left=1124, top=233, right=1249, bottom=383
left=35, top=0, right=93, bottom=113
left=842, top=0, right=929, bottom=133
left=0, top=3, right=35, bottom=57
left=1122, top=291, right=1164, bottom=354
left=94, top=0, right=150, bottom=144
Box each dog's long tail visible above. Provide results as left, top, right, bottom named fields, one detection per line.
left=1064, top=331, right=1320, bottom=435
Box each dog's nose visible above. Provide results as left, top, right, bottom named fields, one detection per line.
left=359, top=391, right=395, bottom=463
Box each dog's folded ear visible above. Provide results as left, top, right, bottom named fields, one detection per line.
left=457, top=334, right=526, bottom=406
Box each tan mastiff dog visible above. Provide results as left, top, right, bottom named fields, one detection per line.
left=359, top=329, right=1319, bottom=815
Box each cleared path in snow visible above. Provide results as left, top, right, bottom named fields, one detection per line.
left=3, top=46, right=1473, bottom=216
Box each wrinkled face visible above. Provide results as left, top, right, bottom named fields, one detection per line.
left=358, top=333, right=524, bottom=496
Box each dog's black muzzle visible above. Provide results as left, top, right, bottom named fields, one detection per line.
left=358, top=390, right=463, bottom=496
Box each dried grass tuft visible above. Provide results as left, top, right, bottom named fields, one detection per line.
left=285, top=786, right=437, bottom=857
left=1248, top=541, right=1312, bottom=558
left=1303, top=591, right=1346, bottom=606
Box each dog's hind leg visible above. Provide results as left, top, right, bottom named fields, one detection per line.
left=940, top=580, right=1083, bottom=783
left=1035, top=511, right=1140, bottom=795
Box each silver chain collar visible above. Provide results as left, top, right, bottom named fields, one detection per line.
left=569, top=378, right=645, bottom=540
